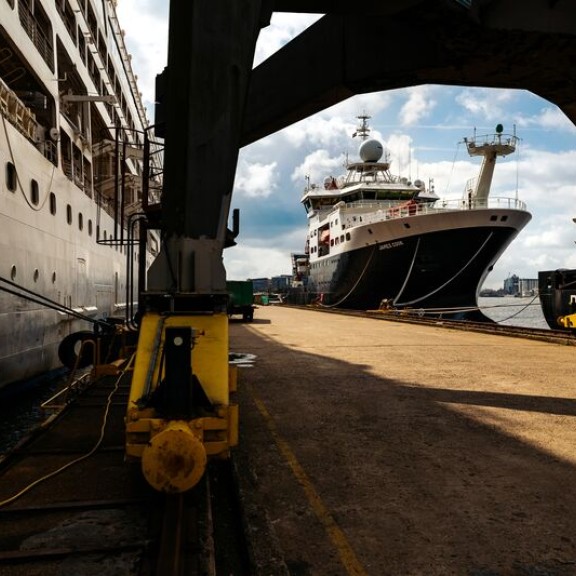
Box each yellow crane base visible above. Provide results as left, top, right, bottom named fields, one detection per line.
left=125, top=312, right=238, bottom=493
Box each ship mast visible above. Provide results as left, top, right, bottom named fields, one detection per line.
left=465, top=124, right=517, bottom=203
left=353, top=113, right=371, bottom=141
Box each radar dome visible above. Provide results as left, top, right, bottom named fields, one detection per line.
left=359, top=139, right=383, bottom=162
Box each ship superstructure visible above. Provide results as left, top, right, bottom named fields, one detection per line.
left=0, top=0, right=161, bottom=389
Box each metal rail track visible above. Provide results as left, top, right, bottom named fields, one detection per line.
left=286, top=305, right=576, bottom=346
left=0, top=371, right=250, bottom=575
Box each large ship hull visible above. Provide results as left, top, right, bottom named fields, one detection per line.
left=306, top=208, right=531, bottom=320
left=0, top=0, right=156, bottom=392
left=0, top=120, right=133, bottom=390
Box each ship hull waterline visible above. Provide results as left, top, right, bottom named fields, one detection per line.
left=304, top=220, right=529, bottom=321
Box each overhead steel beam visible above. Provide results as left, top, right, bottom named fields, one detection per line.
left=242, top=1, right=576, bottom=145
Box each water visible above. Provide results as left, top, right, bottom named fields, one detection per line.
left=0, top=371, right=67, bottom=456
left=478, top=295, right=548, bottom=329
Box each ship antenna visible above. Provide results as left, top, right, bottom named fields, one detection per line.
left=353, top=113, right=371, bottom=141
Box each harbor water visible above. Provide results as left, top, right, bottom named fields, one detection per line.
left=479, top=295, right=548, bottom=329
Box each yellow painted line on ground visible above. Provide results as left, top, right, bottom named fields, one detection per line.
left=248, top=383, right=369, bottom=576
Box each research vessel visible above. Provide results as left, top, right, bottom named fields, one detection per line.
left=0, top=0, right=160, bottom=390
left=297, top=116, right=531, bottom=321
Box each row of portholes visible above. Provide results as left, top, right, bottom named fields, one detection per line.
left=6, top=162, right=138, bottom=259
left=10, top=265, right=58, bottom=284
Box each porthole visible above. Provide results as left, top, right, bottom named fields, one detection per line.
left=52, top=271, right=56, bottom=283
left=500, top=215, right=508, bottom=222
left=30, top=179, right=39, bottom=205
left=66, top=204, right=72, bottom=224
left=78, top=212, right=83, bottom=231
left=49, top=192, right=56, bottom=215
left=346, top=232, right=351, bottom=241
left=490, top=215, right=498, bottom=221
left=6, top=162, right=16, bottom=192
left=88, top=219, right=93, bottom=236
left=33, top=269, right=39, bottom=282
left=10, top=265, right=16, bottom=280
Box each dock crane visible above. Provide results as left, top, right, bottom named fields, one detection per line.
left=124, top=1, right=267, bottom=493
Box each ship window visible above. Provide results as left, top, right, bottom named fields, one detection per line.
left=88, top=219, right=93, bottom=236
left=66, top=204, right=72, bottom=224
left=500, top=215, right=508, bottom=222
left=340, top=235, right=344, bottom=242
left=490, top=215, right=497, bottom=221
left=10, top=265, right=16, bottom=280
left=404, top=223, right=411, bottom=229
left=346, top=232, right=351, bottom=241
left=52, top=271, right=56, bottom=283
left=49, top=192, right=56, bottom=214
left=78, top=212, right=83, bottom=231
left=6, top=162, right=16, bottom=192
left=30, top=179, right=39, bottom=205
left=33, top=269, right=39, bottom=282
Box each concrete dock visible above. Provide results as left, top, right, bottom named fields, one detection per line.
left=231, top=306, right=576, bottom=576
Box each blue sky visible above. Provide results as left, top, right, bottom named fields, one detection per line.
left=117, top=5, right=576, bottom=290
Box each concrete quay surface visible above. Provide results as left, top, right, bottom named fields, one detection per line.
left=230, top=306, right=576, bottom=576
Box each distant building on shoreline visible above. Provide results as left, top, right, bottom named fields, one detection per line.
left=504, top=274, right=538, bottom=297
left=480, top=274, right=538, bottom=297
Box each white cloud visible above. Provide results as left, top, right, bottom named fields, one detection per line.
left=234, top=159, right=278, bottom=198
left=291, top=149, right=346, bottom=185
left=400, top=86, right=437, bottom=126
left=455, top=88, right=515, bottom=121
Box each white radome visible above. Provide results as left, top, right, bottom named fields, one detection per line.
left=359, top=139, right=384, bottom=162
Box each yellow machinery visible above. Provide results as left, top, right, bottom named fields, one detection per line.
left=557, top=313, right=576, bottom=330
left=125, top=313, right=238, bottom=493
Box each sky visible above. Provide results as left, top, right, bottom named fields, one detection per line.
left=116, top=3, right=576, bottom=290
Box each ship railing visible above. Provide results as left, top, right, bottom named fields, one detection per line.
left=18, top=2, right=54, bottom=71
left=344, top=197, right=527, bottom=225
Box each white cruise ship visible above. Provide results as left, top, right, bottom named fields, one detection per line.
left=0, top=0, right=160, bottom=391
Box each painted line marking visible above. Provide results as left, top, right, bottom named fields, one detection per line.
left=247, top=383, right=369, bottom=576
